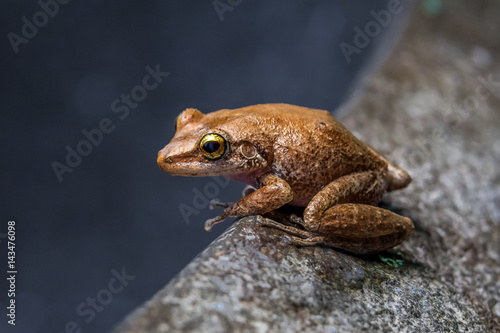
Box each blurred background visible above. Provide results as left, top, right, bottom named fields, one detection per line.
left=0, top=1, right=413, bottom=332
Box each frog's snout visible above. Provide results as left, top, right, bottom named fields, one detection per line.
left=157, top=155, right=173, bottom=165
left=157, top=146, right=199, bottom=175
left=157, top=150, right=173, bottom=171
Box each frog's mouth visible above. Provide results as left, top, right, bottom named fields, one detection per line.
left=157, top=152, right=206, bottom=176
left=157, top=150, right=269, bottom=177
left=157, top=155, right=263, bottom=177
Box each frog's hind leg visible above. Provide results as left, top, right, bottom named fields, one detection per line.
left=317, top=203, right=414, bottom=254
left=256, top=171, right=413, bottom=253
left=299, top=171, right=413, bottom=253
left=303, top=170, right=388, bottom=232
left=256, top=205, right=413, bottom=253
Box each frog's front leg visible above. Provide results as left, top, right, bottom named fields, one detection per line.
left=204, top=173, right=293, bottom=231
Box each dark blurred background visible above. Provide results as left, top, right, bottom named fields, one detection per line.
left=0, top=1, right=412, bottom=332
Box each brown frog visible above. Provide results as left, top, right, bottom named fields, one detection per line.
left=157, top=104, right=413, bottom=254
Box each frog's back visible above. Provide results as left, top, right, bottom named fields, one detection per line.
left=241, top=104, right=383, bottom=168
left=224, top=105, right=383, bottom=200
left=214, top=104, right=409, bottom=201
left=232, top=103, right=339, bottom=127
left=219, top=103, right=383, bottom=166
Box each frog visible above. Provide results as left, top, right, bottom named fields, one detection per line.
left=157, top=103, right=414, bottom=254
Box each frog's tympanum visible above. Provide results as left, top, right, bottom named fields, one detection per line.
left=158, top=104, right=413, bottom=254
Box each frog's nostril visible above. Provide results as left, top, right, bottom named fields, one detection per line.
left=157, top=154, right=173, bottom=167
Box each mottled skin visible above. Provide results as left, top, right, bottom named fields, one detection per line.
left=158, top=104, right=413, bottom=254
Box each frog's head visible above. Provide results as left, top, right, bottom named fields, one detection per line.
left=157, top=108, right=270, bottom=177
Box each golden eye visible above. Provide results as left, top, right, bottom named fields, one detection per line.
left=199, top=133, right=227, bottom=159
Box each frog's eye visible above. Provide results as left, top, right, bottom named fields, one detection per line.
left=199, top=133, right=227, bottom=160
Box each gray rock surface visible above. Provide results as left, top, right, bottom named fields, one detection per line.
left=114, top=216, right=494, bottom=332
left=113, top=0, right=500, bottom=332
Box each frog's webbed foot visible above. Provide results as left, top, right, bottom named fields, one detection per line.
left=284, top=235, right=328, bottom=247
left=256, top=216, right=313, bottom=239
left=256, top=216, right=326, bottom=246
left=205, top=201, right=235, bottom=231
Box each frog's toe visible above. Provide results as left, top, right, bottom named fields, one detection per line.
left=256, top=217, right=313, bottom=239
left=286, top=235, right=327, bottom=247
left=204, top=215, right=225, bottom=231
left=209, top=199, right=231, bottom=210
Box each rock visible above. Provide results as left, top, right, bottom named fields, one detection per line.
left=113, top=0, right=500, bottom=332
left=114, top=216, right=496, bottom=333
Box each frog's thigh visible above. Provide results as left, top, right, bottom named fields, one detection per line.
left=304, top=170, right=387, bottom=231
left=318, top=203, right=414, bottom=253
